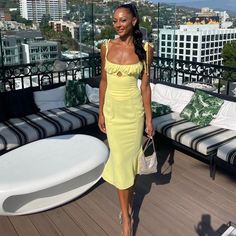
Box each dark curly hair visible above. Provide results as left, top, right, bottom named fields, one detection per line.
left=115, top=3, right=146, bottom=62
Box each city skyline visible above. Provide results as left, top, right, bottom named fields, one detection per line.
left=152, top=0, right=236, bottom=14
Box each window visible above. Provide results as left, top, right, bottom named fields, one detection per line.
left=179, top=49, right=184, bottom=54
left=224, top=34, right=227, bottom=40
left=206, top=56, right=209, bottom=61
left=201, top=51, right=205, bottom=56
left=193, top=50, right=197, bottom=55
left=210, top=49, right=214, bottom=54
left=215, top=35, right=218, bottom=40
left=180, top=35, right=184, bottom=41
left=186, top=50, right=190, bottom=55
left=175, top=42, right=177, bottom=47
left=206, top=43, right=210, bottom=48
left=220, top=34, right=223, bottom=40
left=179, top=55, right=183, bottom=60
left=228, top=33, right=230, bottom=39
left=186, top=56, right=190, bottom=61
left=193, top=36, right=198, bottom=42
left=167, top=48, right=171, bottom=53
left=187, top=35, right=191, bottom=41
left=202, top=36, right=206, bottom=41
left=214, top=48, right=218, bottom=53
left=214, top=55, right=217, bottom=60
left=201, top=57, right=204, bottom=62
left=167, top=54, right=171, bottom=58
left=167, top=42, right=171, bottom=47
left=211, top=42, right=214, bottom=47
left=210, top=56, right=213, bottom=60
left=192, top=57, right=197, bottom=62
left=207, top=35, right=210, bottom=41
left=162, top=35, right=166, bottom=40
left=215, top=42, right=218, bottom=47
left=161, top=48, right=165, bottom=52
left=186, top=43, right=191, bottom=48
left=161, top=53, right=165, bottom=58
left=193, top=43, right=198, bottom=49
left=161, top=41, right=165, bottom=46
left=180, top=42, right=184, bottom=47
left=219, top=41, right=223, bottom=46
left=175, top=49, right=177, bottom=53
left=206, top=49, right=209, bottom=55
left=202, top=43, right=205, bottom=49
left=167, top=34, right=171, bottom=40
left=175, top=35, right=178, bottom=41
left=211, top=35, right=214, bottom=41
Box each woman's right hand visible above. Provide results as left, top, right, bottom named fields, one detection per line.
left=98, top=113, right=106, bottom=133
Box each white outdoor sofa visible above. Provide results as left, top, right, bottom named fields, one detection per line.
left=149, top=81, right=236, bottom=177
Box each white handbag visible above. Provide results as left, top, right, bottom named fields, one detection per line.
left=139, top=138, right=157, bottom=175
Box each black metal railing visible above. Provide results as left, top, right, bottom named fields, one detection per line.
left=0, top=54, right=101, bottom=91
left=1, top=56, right=236, bottom=96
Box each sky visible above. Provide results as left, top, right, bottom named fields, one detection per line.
left=151, top=0, right=236, bottom=13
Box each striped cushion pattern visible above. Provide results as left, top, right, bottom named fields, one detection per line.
left=153, top=112, right=236, bottom=155
left=217, top=139, right=236, bottom=166
left=0, top=103, right=99, bottom=152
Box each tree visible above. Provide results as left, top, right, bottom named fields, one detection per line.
left=11, top=10, right=32, bottom=26
left=222, top=41, right=236, bottom=80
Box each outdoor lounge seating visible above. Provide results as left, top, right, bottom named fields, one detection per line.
left=0, top=78, right=101, bottom=155
left=151, top=81, right=236, bottom=177
left=1, top=77, right=235, bottom=177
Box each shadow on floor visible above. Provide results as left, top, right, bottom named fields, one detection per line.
left=132, top=135, right=175, bottom=235
left=195, top=214, right=230, bottom=236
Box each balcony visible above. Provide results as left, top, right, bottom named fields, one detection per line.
left=1, top=56, right=236, bottom=95
left=0, top=57, right=235, bottom=235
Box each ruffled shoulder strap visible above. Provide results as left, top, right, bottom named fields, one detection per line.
left=105, top=39, right=110, bottom=59
left=143, top=41, right=154, bottom=76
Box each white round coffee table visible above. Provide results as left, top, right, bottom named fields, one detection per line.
left=0, top=134, right=109, bottom=215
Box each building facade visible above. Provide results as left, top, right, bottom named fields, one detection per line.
left=49, top=20, right=79, bottom=39
left=0, top=31, right=61, bottom=66
left=159, top=8, right=236, bottom=66
left=19, top=0, right=67, bottom=23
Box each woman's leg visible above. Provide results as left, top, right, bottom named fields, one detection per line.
left=118, top=187, right=133, bottom=235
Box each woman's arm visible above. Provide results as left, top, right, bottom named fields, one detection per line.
left=98, top=43, right=107, bottom=133
left=140, top=43, right=154, bottom=138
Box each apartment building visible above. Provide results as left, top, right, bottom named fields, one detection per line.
left=159, top=8, right=236, bottom=65
left=49, top=20, right=80, bottom=39
left=0, top=31, right=61, bottom=66
left=19, top=0, right=67, bottom=23
left=1, top=36, right=22, bottom=66
left=22, top=41, right=60, bottom=64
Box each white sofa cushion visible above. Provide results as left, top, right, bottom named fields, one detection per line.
left=137, top=79, right=155, bottom=100
left=152, top=84, right=194, bottom=113
left=210, top=100, right=236, bottom=131
left=34, top=86, right=66, bottom=112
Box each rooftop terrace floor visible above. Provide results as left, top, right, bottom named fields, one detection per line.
left=0, top=137, right=236, bottom=236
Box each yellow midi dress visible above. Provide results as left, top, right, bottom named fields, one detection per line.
left=102, top=40, right=148, bottom=189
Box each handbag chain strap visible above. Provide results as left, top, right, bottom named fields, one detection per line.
left=143, top=138, right=156, bottom=153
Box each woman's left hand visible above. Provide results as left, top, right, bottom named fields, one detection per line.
left=145, top=121, right=155, bottom=138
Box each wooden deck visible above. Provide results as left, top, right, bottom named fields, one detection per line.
left=1, top=138, right=236, bottom=236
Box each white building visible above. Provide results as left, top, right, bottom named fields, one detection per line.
left=0, top=32, right=61, bottom=66
left=22, top=40, right=60, bottom=64
left=159, top=8, right=236, bottom=65
left=1, top=36, right=22, bottom=66
left=19, top=0, right=67, bottom=23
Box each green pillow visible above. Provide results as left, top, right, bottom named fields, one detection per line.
left=65, top=80, right=88, bottom=107
left=180, top=89, right=224, bottom=127
left=151, top=101, right=172, bottom=117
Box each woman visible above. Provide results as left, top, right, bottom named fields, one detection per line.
left=98, top=3, right=154, bottom=236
